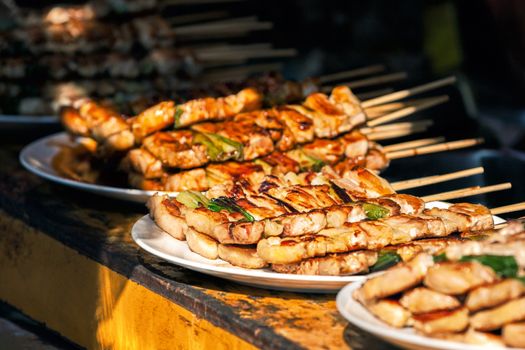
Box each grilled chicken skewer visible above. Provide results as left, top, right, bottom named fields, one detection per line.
left=148, top=164, right=509, bottom=266
left=62, top=75, right=452, bottom=157
left=258, top=202, right=495, bottom=265
left=353, top=221, right=525, bottom=348
left=126, top=136, right=480, bottom=193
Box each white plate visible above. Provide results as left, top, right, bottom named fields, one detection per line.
left=0, top=114, right=58, bottom=127
left=132, top=214, right=371, bottom=292
left=336, top=282, right=520, bottom=350
left=131, top=203, right=504, bottom=293
left=20, top=132, right=177, bottom=203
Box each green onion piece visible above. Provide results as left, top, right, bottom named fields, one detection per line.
left=363, top=203, right=390, bottom=220
left=433, top=253, right=448, bottom=263
left=173, top=107, right=184, bottom=128
left=254, top=159, right=272, bottom=174
left=370, top=251, right=402, bottom=272
left=193, top=133, right=222, bottom=161
left=208, top=196, right=254, bottom=222
left=175, top=190, right=210, bottom=209
left=460, top=255, right=519, bottom=278
left=205, top=133, right=243, bottom=160
left=287, top=149, right=325, bottom=172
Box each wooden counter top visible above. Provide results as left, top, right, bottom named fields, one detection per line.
left=0, top=144, right=394, bottom=350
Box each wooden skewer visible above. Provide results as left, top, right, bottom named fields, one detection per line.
left=491, top=202, right=525, bottom=216
left=175, top=20, right=273, bottom=36
left=318, top=65, right=386, bottom=84
left=361, top=120, right=434, bottom=134
left=383, top=137, right=446, bottom=153
left=322, top=72, right=407, bottom=92
left=387, top=138, right=483, bottom=160
left=167, top=11, right=230, bottom=25
left=494, top=216, right=525, bottom=229
left=356, top=88, right=394, bottom=100
left=367, top=125, right=429, bottom=141
left=198, top=48, right=296, bottom=61
left=165, top=0, right=246, bottom=5
left=362, top=76, right=457, bottom=108
left=367, top=95, right=449, bottom=127
left=422, top=183, right=512, bottom=202
left=392, top=167, right=484, bottom=191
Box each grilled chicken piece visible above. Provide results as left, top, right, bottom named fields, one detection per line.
left=354, top=253, right=434, bottom=304
left=185, top=207, right=264, bottom=245
left=424, top=203, right=493, bottom=233
left=400, top=287, right=460, bottom=314
left=129, top=88, right=262, bottom=139
left=266, top=184, right=342, bottom=212
left=470, top=297, right=525, bottom=331
left=271, top=250, right=377, bottom=275
left=466, top=279, right=525, bottom=311
left=433, top=328, right=505, bottom=346
left=330, top=166, right=395, bottom=200
left=176, top=88, right=262, bottom=127
left=503, top=322, right=525, bottom=348
left=130, top=101, right=175, bottom=141
left=300, top=86, right=366, bottom=138
left=392, top=237, right=462, bottom=262
left=163, top=168, right=209, bottom=192
left=218, top=244, right=267, bottom=269
left=257, top=227, right=369, bottom=264
left=274, top=107, right=315, bottom=144
left=60, top=106, right=89, bottom=135
left=147, top=194, right=187, bottom=240
left=367, top=299, right=412, bottom=328
left=191, top=120, right=275, bottom=161
left=413, top=307, right=469, bottom=335
left=186, top=228, right=219, bottom=260
left=424, top=261, right=498, bottom=295
left=123, top=148, right=163, bottom=179
left=143, top=131, right=208, bottom=169
left=78, top=100, right=130, bottom=141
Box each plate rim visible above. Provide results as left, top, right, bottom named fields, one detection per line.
left=336, top=282, right=519, bottom=350
left=0, top=114, right=59, bottom=124
left=19, top=132, right=178, bottom=198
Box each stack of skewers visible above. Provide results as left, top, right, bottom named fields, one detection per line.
left=59, top=75, right=477, bottom=193
left=0, top=0, right=298, bottom=116
left=57, top=71, right=525, bottom=277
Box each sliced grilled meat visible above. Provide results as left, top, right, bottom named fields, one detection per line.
left=218, top=244, right=268, bottom=269
left=400, top=287, right=460, bottom=314
left=503, top=322, right=525, bottom=348
left=466, top=279, right=525, bottom=311
left=413, top=307, right=469, bottom=335
left=423, top=261, right=498, bottom=295
left=354, top=253, right=434, bottom=304
left=147, top=194, right=188, bottom=240
left=367, top=299, right=412, bottom=328
left=186, top=228, right=219, bottom=260
left=470, top=297, right=525, bottom=331
left=271, top=250, right=377, bottom=275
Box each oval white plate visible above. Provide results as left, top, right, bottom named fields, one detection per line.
left=336, top=281, right=520, bottom=350
left=131, top=203, right=504, bottom=293
left=132, top=214, right=370, bottom=293
left=20, top=132, right=177, bottom=203
left=0, top=114, right=58, bottom=127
